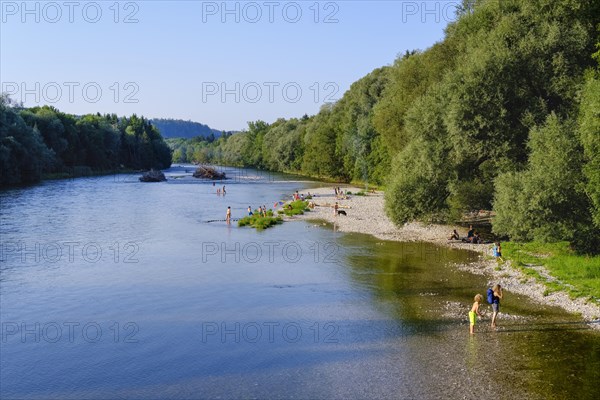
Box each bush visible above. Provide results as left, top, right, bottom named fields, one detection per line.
left=278, top=200, right=310, bottom=217
left=447, top=179, right=493, bottom=222
left=579, top=76, right=600, bottom=227
left=386, top=139, right=450, bottom=224
left=570, top=225, right=600, bottom=256
left=493, top=114, right=587, bottom=242
left=238, top=210, right=282, bottom=230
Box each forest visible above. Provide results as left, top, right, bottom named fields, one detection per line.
left=2, top=0, right=599, bottom=253
left=0, top=98, right=172, bottom=186
left=168, top=0, right=600, bottom=253
left=150, top=118, right=225, bottom=139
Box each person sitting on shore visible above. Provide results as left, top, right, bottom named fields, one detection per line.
left=462, top=230, right=481, bottom=244
left=466, top=225, right=474, bottom=239
left=448, top=230, right=460, bottom=240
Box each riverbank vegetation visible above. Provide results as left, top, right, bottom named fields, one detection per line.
left=502, top=242, right=600, bottom=301
left=167, top=0, right=600, bottom=255
left=238, top=201, right=310, bottom=230
left=0, top=98, right=172, bottom=186
left=278, top=200, right=310, bottom=217
left=2, top=1, right=598, bottom=258
left=238, top=209, right=283, bottom=230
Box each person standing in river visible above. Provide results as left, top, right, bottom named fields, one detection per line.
left=491, top=284, right=503, bottom=329
left=226, top=206, right=231, bottom=224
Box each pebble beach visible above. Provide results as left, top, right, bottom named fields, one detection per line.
left=294, top=186, right=600, bottom=327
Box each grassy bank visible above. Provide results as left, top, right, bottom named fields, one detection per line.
left=502, top=242, right=600, bottom=302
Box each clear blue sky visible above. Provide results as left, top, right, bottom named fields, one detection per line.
left=1, top=1, right=458, bottom=131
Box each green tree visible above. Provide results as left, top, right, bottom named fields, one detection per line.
left=493, top=114, right=587, bottom=242
left=579, top=73, right=600, bottom=227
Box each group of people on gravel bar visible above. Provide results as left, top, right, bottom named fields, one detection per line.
left=448, top=225, right=484, bottom=244
left=448, top=226, right=504, bottom=260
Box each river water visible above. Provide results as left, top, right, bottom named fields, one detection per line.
left=1, top=166, right=599, bottom=399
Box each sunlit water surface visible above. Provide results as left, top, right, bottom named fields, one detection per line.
left=1, top=166, right=599, bottom=399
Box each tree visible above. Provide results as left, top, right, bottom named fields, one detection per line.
left=493, top=114, right=587, bottom=242
left=579, top=75, right=600, bottom=225
left=0, top=95, right=54, bottom=185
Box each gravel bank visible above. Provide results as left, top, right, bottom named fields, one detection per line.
left=293, top=186, right=600, bottom=328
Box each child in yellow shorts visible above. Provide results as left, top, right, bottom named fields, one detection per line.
left=469, top=294, right=484, bottom=334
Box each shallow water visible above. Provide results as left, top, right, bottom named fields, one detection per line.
left=1, top=166, right=599, bottom=399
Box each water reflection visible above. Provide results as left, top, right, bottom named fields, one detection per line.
left=338, top=233, right=600, bottom=399
left=1, top=169, right=599, bottom=399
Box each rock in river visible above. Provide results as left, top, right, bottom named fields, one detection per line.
left=139, top=169, right=167, bottom=182
left=193, top=166, right=226, bottom=180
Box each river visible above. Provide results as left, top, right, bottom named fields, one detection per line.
left=1, top=166, right=599, bottom=399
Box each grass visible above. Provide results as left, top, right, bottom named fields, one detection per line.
left=277, top=200, right=310, bottom=217
left=239, top=200, right=311, bottom=230
left=238, top=209, right=283, bottom=230
left=502, top=241, right=600, bottom=301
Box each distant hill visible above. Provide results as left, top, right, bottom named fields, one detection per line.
left=150, top=118, right=222, bottom=139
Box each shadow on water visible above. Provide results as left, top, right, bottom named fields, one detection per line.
left=336, top=233, right=600, bottom=400
left=1, top=174, right=599, bottom=399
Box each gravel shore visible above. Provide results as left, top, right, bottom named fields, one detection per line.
left=293, top=186, right=600, bottom=327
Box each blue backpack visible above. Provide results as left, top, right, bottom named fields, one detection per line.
left=487, top=288, right=494, bottom=304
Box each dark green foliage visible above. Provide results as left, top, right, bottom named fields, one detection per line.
left=372, top=41, right=458, bottom=154
left=493, top=114, right=587, bottom=242
left=0, top=96, right=54, bottom=185
left=578, top=74, right=600, bottom=227
left=0, top=96, right=172, bottom=187
left=5, top=0, right=597, bottom=253
left=150, top=118, right=223, bottom=139
left=384, top=85, right=452, bottom=223
left=385, top=138, right=451, bottom=224
left=277, top=200, right=310, bottom=217
left=167, top=0, right=598, bottom=253
left=570, top=225, right=600, bottom=256
left=167, top=68, right=391, bottom=186
left=238, top=209, right=283, bottom=230
left=379, top=0, right=600, bottom=253
left=262, top=118, right=306, bottom=172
